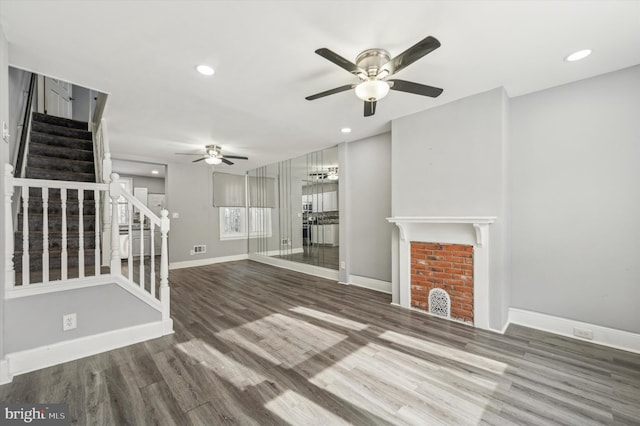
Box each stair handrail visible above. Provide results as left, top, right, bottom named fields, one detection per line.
left=14, top=73, right=36, bottom=179
left=109, top=173, right=170, bottom=320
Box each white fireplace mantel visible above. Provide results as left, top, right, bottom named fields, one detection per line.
left=387, top=216, right=496, bottom=247
left=386, top=216, right=496, bottom=330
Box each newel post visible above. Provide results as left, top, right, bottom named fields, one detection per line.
left=101, top=153, right=112, bottom=266
left=109, top=173, right=121, bottom=275
left=4, top=164, right=15, bottom=288
left=159, top=209, right=170, bottom=322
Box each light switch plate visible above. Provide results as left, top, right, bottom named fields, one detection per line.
left=2, top=122, right=9, bottom=142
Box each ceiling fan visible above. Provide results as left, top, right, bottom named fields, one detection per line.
left=179, top=144, right=248, bottom=165
left=305, top=36, right=443, bottom=117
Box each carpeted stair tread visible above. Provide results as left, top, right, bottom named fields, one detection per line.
left=15, top=232, right=97, bottom=251
left=32, top=112, right=89, bottom=131
left=17, top=214, right=97, bottom=232
left=29, top=142, right=94, bottom=162
left=25, top=167, right=96, bottom=182
left=13, top=248, right=101, bottom=273
left=27, top=155, right=95, bottom=174
left=31, top=121, right=92, bottom=140
left=30, top=131, right=93, bottom=149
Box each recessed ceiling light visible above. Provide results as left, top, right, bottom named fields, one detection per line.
left=196, top=64, right=215, bottom=76
left=341, top=127, right=351, bottom=134
left=565, top=49, right=592, bottom=62
left=151, top=170, right=159, bottom=175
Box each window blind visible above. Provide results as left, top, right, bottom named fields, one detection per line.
left=212, top=172, right=246, bottom=207
left=248, top=176, right=277, bottom=208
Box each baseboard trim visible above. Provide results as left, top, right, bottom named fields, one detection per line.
left=508, top=307, right=640, bottom=354
left=3, top=319, right=174, bottom=383
left=0, top=359, right=10, bottom=385
left=254, top=248, right=305, bottom=257
left=248, top=254, right=339, bottom=281
left=169, top=254, right=249, bottom=270
left=5, top=275, right=115, bottom=299
left=348, top=275, right=392, bottom=294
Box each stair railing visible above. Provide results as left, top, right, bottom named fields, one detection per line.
left=92, top=116, right=113, bottom=266
left=11, top=73, right=37, bottom=233
left=109, top=173, right=171, bottom=318
left=14, top=73, right=36, bottom=179
left=4, top=164, right=170, bottom=321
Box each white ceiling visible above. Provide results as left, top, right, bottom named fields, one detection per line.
left=2, top=1, right=639, bottom=173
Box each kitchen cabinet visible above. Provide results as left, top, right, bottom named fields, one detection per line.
left=119, top=229, right=162, bottom=257
left=310, top=224, right=339, bottom=246
left=305, top=191, right=338, bottom=212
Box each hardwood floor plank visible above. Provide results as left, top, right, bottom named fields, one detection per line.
left=0, top=260, right=638, bottom=425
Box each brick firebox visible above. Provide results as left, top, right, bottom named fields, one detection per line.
left=410, top=242, right=474, bottom=324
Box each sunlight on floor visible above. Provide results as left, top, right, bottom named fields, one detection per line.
left=215, top=313, right=347, bottom=368
left=265, top=390, right=350, bottom=426
left=289, top=306, right=369, bottom=330
left=175, top=339, right=269, bottom=390
left=379, top=330, right=508, bottom=374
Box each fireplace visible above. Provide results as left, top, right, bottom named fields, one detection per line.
left=387, top=217, right=495, bottom=329
left=411, top=242, right=474, bottom=324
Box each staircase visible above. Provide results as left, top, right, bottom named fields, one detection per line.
left=14, top=112, right=101, bottom=283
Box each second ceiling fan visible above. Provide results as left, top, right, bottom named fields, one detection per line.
left=306, top=36, right=443, bottom=117
left=191, top=145, right=248, bottom=165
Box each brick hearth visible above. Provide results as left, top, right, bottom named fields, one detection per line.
left=410, top=242, right=474, bottom=324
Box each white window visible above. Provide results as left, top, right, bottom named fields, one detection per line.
left=219, top=207, right=272, bottom=240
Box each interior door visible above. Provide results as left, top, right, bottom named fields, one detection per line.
left=44, top=77, right=73, bottom=118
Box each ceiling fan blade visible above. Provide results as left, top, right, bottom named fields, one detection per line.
left=315, top=48, right=367, bottom=77
left=221, top=158, right=234, bottom=165
left=306, top=84, right=356, bottom=101
left=192, top=157, right=207, bottom=163
left=380, top=36, right=441, bottom=76
left=222, top=155, right=248, bottom=160
left=364, top=100, right=377, bottom=117
left=388, top=79, right=443, bottom=97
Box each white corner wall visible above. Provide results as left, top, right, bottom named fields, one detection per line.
left=510, top=65, right=640, bottom=334
left=344, top=133, right=392, bottom=283
left=391, top=88, right=510, bottom=330
left=0, top=21, right=10, bottom=361
left=166, top=162, right=247, bottom=266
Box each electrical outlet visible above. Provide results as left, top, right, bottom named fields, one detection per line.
left=340, top=261, right=346, bottom=270
left=63, top=313, right=77, bottom=331
left=573, top=327, right=593, bottom=340
left=2, top=122, right=9, bottom=142
left=172, top=212, right=180, bottom=219
left=281, top=238, right=290, bottom=245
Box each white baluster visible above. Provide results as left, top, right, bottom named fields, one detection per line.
left=139, top=212, right=144, bottom=290
left=128, top=203, right=133, bottom=283
left=42, top=187, right=49, bottom=283
left=61, top=188, right=67, bottom=280
left=160, top=209, right=170, bottom=321
left=94, top=189, right=100, bottom=276
left=5, top=164, right=15, bottom=288
left=78, top=189, right=84, bottom=278
left=150, top=222, right=156, bottom=298
left=21, top=184, right=29, bottom=286
left=109, top=173, right=121, bottom=275
left=102, top=161, right=112, bottom=267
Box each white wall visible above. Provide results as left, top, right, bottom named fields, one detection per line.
left=344, top=133, right=392, bottom=282
left=166, top=163, right=246, bottom=264
left=0, top=22, right=10, bottom=359
left=391, top=88, right=510, bottom=330
left=4, top=284, right=161, bottom=353
left=510, top=65, right=640, bottom=334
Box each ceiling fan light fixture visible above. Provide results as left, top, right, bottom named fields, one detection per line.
left=565, top=49, right=592, bottom=62
left=355, top=79, right=390, bottom=101
left=196, top=64, right=215, bottom=76
left=205, top=156, right=222, bottom=165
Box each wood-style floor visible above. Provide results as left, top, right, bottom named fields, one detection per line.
left=1, top=260, right=639, bottom=425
